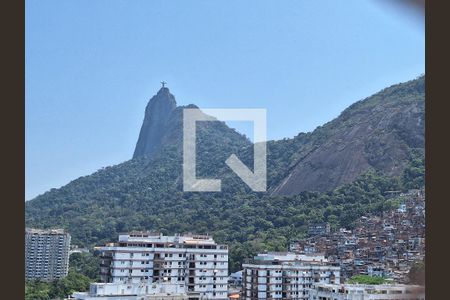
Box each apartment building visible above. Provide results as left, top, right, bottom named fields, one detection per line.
left=308, top=223, right=331, bottom=237
left=242, top=253, right=340, bottom=300
left=309, top=283, right=425, bottom=300
left=96, top=232, right=228, bottom=300
left=25, top=228, right=71, bottom=281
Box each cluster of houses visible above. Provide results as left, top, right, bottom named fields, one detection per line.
left=27, top=190, right=425, bottom=299
left=289, top=189, right=425, bottom=283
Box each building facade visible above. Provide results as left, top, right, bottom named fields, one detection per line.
left=97, top=232, right=228, bottom=300
left=308, top=223, right=331, bottom=237
left=71, top=282, right=189, bottom=300
left=242, top=253, right=340, bottom=300
left=25, top=228, right=71, bottom=281
left=309, top=283, right=425, bottom=300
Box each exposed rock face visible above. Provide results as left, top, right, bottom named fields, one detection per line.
left=270, top=76, right=424, bottom=195
left=132, top=78, right=424, bottom=195
left=133, top=87, right=177, bottom=159
left=25, top=77, right=425, bottom=203
left=25, top=77, right=425, bottom=252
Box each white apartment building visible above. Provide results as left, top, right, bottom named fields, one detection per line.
left=96, top=232, right=228, bottom=300
left=70, top=281, right=189, bottom=300
left=309, top=283, right=425, bottom=300
left=25, top=228, right=71, bottom=281
left=242, top=253, right=340, bottom=300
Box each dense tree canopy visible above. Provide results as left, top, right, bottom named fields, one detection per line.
left=25, top=76, right=424, bottom=273
left=26, top=166, right=422, bottom=272
left=25, top=271, right=91, bottom=300
left=408, top=260, right=425, bottom=285
left=347, top=275, right=387, bottom=285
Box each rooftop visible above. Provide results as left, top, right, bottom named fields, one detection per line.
left=25, top=228, right=68, bottom=235
left=96, top=232, right=228, bottom=250
left=243, top=252, right=334, bottom=267
left=315, top=283, right=425, bottom=293
left=119, top=232, right=216, bottom=244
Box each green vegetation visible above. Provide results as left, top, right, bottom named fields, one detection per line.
left=347, top=275, right=387, bottom=285
left=25, top=76, right=424, bottom=273
left=26, top=167, right=422, bottom=272
left=25, top=271, right=91, bottom=300
left=68, top=252, right=100, bottom=281
left=402, top=149, right=425, bottom=190
left=408, top=260, right=425, bottom=285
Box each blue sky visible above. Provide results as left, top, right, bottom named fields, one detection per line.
left=26, top=0, right=424, bottom=200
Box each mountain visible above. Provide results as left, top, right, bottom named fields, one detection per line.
left=268, top=76, right=424, bottom=195
left=133, top=87, right=178, bottom=159
left=25, top=76, right=424, bottom=271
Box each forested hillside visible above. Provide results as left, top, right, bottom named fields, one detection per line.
left=25, top=76, right=424, bottom=271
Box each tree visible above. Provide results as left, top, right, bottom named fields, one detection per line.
left=408, top=261, right=425, bottom=285
left=347, top=275, right=386, bottom=285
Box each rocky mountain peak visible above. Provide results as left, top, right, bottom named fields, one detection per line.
left=133, top=87, right=178, bottom=159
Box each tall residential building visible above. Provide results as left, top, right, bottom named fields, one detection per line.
left=25, top=228, right=71, bottom=281
left=309, top=283, right=425, bottom=300
left=96, top=232, right=229, bottom=300
left=242, top=253, right=340, bottom=300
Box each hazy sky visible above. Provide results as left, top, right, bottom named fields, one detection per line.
left=26, top=0, right=424, bottom=200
